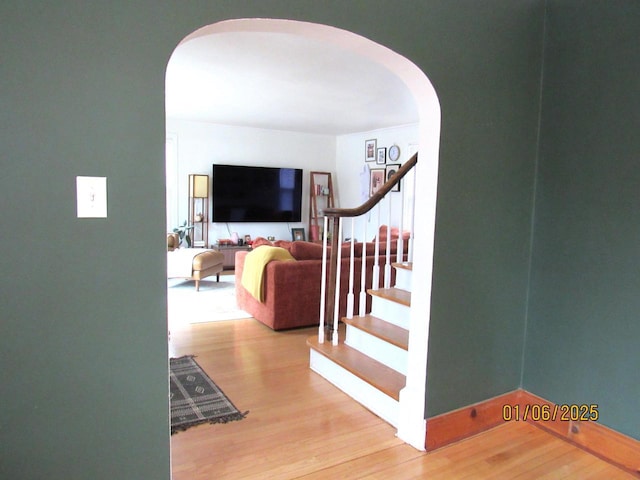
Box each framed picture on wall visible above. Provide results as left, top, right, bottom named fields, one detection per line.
left=385, top=163, right=401, bottom=192
left=291, top=228, right=306, bottom=241
left=365, top=139, right=377, bottom=162
left=369, top=168, right=385, bottom=197
left=376, top=147, right=387, bottom=165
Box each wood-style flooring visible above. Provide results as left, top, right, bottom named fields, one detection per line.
left=169, top=318, right=635, bottom=479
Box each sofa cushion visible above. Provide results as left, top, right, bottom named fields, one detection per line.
left=251, top=237, right=294, bottom=252
left=273, top=240, right=293, bottom=250
left=252, top=238, right=370, bottom=260
left=289, top=241, right=323, bottom=260
left=252, top=236, right=273, bottom=248
left=374, top=224, right=411, bottom=242
left=289, top=241, right=354, bottom=260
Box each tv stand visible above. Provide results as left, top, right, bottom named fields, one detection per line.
left=215, top=245, right=252, bottom=270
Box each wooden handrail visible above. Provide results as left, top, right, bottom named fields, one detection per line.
left=322, top=153, right=417, bottom=219
left=321, top=152, right=418, bottom=343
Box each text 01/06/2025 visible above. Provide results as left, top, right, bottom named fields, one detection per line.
left=502, top=403, right=599, bottom=422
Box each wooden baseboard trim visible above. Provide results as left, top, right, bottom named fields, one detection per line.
left=519, top=390, right=640, bottom=477
left=426, top=389, right=640, bottom=477
left=425, top=390, right=522, bottom=451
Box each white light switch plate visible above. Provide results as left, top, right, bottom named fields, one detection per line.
left=76, top=176, right=107, bottom=218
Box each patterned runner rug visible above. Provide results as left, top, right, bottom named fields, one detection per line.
left=170, top=355, right=247, bottom=434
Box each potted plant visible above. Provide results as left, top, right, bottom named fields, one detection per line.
left=173, top=221, right=195, bottom=247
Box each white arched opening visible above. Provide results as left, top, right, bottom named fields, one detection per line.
left=169, top=18, right=440, bottom=450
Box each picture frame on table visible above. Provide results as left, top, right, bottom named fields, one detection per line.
left=291, top=228, right=306, bottom=241
left=385, top=164, right=401, bottom=192
left=376, top=147, right=387, bottom=165
left=369, top=168, right=385, bottom=197
left=365, top=139, right=377, bottom=162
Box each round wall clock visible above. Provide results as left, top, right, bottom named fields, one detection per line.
left=389, top=144, right=400, bottom=162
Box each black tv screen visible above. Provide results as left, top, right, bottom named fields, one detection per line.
left=212, top=164, right=303, bottom=223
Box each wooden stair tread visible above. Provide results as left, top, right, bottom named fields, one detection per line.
left=343, top=315, right=408, bottom=350
left=392, top=262, right=413, bottom=271
left=307, top=336, right=405, bottom=401
left=367, top=287, right=411, bottom=307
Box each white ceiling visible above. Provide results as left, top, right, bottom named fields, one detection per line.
left=165, top=31, right=419, bottom=136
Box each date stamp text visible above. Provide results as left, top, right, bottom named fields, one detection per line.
left=502, top=403, right=599, bottom=422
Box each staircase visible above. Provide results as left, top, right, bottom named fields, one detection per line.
left=307, top=262, right=412, bottom=427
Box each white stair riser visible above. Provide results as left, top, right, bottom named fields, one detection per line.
left=370, top=296, right=410, bottom=329
left=309, top=350, right=399, bottom=427
left=394, top=268, right=412, bottom=292
left=345, top=325, right=407, bottom=375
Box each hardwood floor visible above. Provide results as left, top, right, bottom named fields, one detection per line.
left=169, top=319, right=635, bottom=479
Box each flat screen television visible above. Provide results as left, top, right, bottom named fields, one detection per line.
left=212, top=164, right=303, bottom=223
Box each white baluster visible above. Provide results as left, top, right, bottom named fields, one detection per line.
left=359, top=216, right=367, bottom=317
left=384, top=198, right=392, bottom=289
left=332, top=218, right=344, bottom=345
left=397, top=183, right=405, bottom=264
left=372, top=204, right=380, bottom=290
left=346, top=218, right=355, bottom=319
left=318, top=216, right=329, bottom=344
left=408, top=167, right=416, bottom=263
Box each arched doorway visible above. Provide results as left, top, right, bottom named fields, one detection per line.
left=166, top=18, right=440, bottom=450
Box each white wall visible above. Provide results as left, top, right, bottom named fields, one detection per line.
left=335, top=123, right=419, bottom=241
left=166, top=118, right=336, bottom=242
left=166, top=119, right=418, bottom=244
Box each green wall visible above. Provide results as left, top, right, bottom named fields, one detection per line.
left=0, top=2, right=543, bottom=477
left=424, top=2, right=544, bottom=416
left=2, top=0, right=635, bottom=478
left=0, top=3, right=174, bottom=479
left=524, top=0, right=640, bottom=440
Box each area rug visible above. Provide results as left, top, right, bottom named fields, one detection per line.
left=170, top=355, right=247, bottom=434
left=167, top=274, right=251, bottom=326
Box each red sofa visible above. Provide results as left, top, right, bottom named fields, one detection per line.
left=235, top=239, right=402, bottom=330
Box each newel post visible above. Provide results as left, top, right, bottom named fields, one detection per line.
left=324, top=216, right=340, bottom=342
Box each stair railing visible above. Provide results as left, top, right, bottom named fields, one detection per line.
left=318, top=153, right=418, bottom=344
